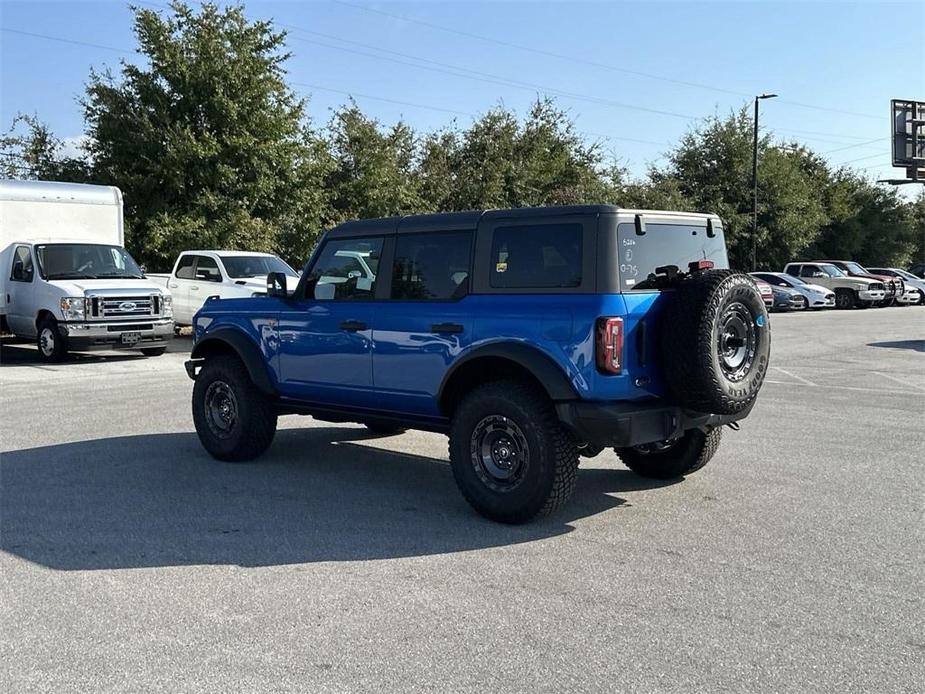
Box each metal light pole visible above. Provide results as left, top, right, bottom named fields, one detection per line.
left=752, top=93, right=777, bottom=271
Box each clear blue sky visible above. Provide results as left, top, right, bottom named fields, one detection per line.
left=1, top=0, right=923, bottom=190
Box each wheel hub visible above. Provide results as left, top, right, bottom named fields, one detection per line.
left=204, top=380, right=238, bottom=439
left=470, top=415, right=529, bottom=492
left=40, top=328, right=55, bottom=356
left=717, top=303, right=758, bottom=382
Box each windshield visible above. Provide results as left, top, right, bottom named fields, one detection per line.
left=892, top=269, right=914, bottom=280
left=844, top=262, right=868, bottom=275
left=221, top=255, right=296, bottom=278
left=819, top=263, right=846, bottom=277
left=36, top=243, right=144, bottom=280
left=617, top=221, right=729, bottom=290
left=784, top=275, right=805, bottom=285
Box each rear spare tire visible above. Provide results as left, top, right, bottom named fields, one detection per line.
left=616, top=427, right=722, bottom=480
left=660, top=270, right=769, bottom=415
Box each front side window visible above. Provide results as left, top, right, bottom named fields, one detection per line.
left=306, top=237, right=383, bottom=300
left=10, top=246, right=34, bottom=282
left=490, top=223, right=582, bottom=289
left=35, top=243, right=143, bottom=280
left=195, top=256, right=222, bottom=282
left=392, top=231, right=472, bottom=300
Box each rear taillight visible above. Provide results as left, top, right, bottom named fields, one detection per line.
left=596, top=317, right=624, bottom=374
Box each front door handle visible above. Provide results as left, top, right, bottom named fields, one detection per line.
left=168, top=282, right=178, bottom=288
left=339, top=320, right=367, bottom=332
left=190, top=285, right=199, bottom=291
left=432, top=322, right=464, bottom=334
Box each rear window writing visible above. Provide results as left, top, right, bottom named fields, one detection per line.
left=617, top=222, right=728, bottom=290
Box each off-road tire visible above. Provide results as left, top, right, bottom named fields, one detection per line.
left=616, top=427, right=722, bottom=480
left=364, top=422, right=406, bottom=436
left=140, top=346, right=167, bottom=357
left=660, top=270, right=770, bottom=415
left=192, top=354, right=277, bottom=462
left=448, top=381, right=578, bottom=524
left=36, top=316, right=68, bottom=362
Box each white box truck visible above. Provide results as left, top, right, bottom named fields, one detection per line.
left=0, top=179, right=174, bottom=361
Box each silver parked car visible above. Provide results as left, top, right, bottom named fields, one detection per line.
left=866, top=268, right=925, bottom=305
left=752, top=272, right=835, bottom=309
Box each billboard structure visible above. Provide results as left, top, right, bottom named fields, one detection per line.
left=883, top=99, right=925, bottom=185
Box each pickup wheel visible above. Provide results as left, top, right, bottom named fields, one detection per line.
left=834, top=289, right=855, bottom=309
left=616, top=427, right=722, bottom=480
left=660, top=270, right=770, bottom=415
left=140, top=347, right=167, bottom=357
left=448, top=381, right=578, bottom=524
left=192, top=355, right=277, bottom=462
left=36, top=317, right=68, bottom=362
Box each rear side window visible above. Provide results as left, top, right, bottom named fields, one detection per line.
left=490, top=224, right=582, bottom=289
left=175, top=255, right=196, bottom=279
left=617, top=222, right=728, bottom=290
left=392, top=230, right=472, bottom=300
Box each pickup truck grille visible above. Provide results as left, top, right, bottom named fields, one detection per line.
left=89, top=294, right=163, bottom=318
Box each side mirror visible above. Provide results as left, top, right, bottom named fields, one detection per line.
left=11, top=260, right=24, bottom=280
left=266, top=272, right=287, bottom=297
left=139, top=264, right=147, bottom=275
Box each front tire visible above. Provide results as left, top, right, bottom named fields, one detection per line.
left=36, top=317, right=68, bottom=362
left=140, top=346, right=167, bottom=357
left=616, top=427, right=722, bottom=480
left=448, top=381, right=578, bottom=524
left=192, top=354, right=277, bottom=462
left=834, top=289, right=855, bottom=310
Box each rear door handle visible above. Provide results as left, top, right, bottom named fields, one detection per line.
left=168, top=282, right=178, bottom=288
left=190, top=286, right=199, bottom=291
left=432, top=322, right=464, bottom=334
left=339, top=320, right=367, bottom=332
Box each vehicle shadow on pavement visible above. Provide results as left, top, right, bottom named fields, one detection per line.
left=0, top=428, right=669, bottom=571
left=867, top=339, right=925, bottom=352
left=0, top=337, right=193, bottom=365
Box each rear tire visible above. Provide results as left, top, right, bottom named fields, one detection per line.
left=36, top=317, right=68, bottom=362
left=192, top=354, right=277, bottom=462
left=448, top=381, right=578, bottom=524
left=616, top=427, right=722, bottom=480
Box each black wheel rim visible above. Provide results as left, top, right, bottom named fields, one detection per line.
left=204, top=380, right=238, bottom=439
left=470, top=415, right=529, bottom=492
left=717, top=302, right=758, bottom=382
left=837, top=293, right=851, bottom=308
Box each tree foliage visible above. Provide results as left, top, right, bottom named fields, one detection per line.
left=4, top=2, right=921, bottom=272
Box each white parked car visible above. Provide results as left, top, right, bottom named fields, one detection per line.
left=866, top=268, right=925, bottom=306
left=752, top=271, right=835, bottom=309
left=149, top=251, right=300, bottom=326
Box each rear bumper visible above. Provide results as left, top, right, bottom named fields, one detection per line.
left=60, top=319, right=174, bottom=350
left=555, top=399, right=754, bottom=449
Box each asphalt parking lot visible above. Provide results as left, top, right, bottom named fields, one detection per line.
left=1, top=308, right=923, bottom=693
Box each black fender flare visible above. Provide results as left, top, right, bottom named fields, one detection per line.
left=190, top=328, right=276, bottom=396
left=437, top=342, right=578, bottom=411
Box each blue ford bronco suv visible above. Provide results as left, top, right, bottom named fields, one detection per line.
left=186, top=206, right=770, bottom=523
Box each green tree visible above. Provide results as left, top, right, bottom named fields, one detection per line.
left=325, top=104, right=422, bottom=221
left=81, top=1, right=330, bottom=269
left=0, top=114, right=90, bottom=181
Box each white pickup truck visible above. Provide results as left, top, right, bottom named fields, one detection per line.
left=149, top=250, right=300, bottom=326
left=0, top=179, right=174, bottom=361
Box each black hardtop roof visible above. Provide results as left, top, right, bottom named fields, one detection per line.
left=326, top=205, right=623, bottom=238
